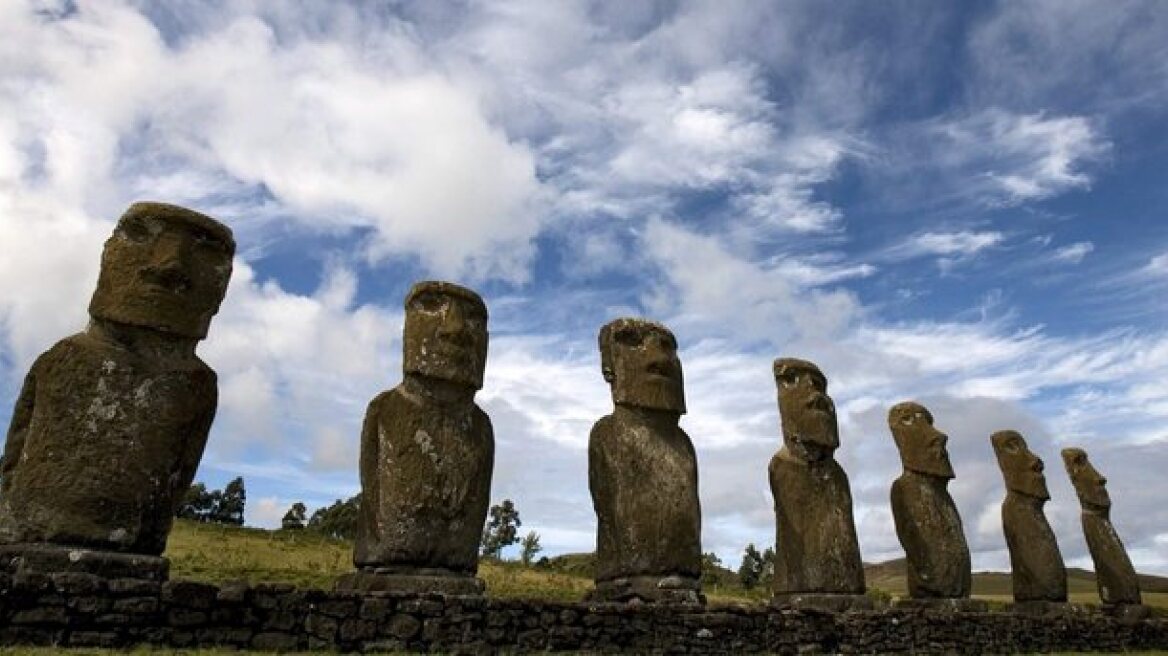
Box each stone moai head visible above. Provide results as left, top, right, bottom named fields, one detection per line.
left=598, top=317, right=686, bottom=414
left=991, top=430, right=1049, bottom=500
left=888, top=401, right=954, bottom=479
left=774, top=358, right=838, bottom=462
left=402, top=281, right=489, bottom=390
left=89, top=202, right=235, bottom=339
left=1061, top=448, right=1110, bottom=512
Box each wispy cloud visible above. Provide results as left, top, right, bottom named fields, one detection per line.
left=1051, top=241, right=1094, bottom=264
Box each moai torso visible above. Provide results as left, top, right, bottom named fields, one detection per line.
left=769, top=453, right=865, bottom=593
left=353, top=281, right=494, bottom=577
left=588, top=318, right=701, bottom=588
left=0, top=202, right=234, bottom=556
left=888, top=402, right=971, bottom=598
left=354, top=384, right=493, bottom=573
left=993, top=430, right=1066, bottom=602
left=1062, top=448, right=1141, bottom=605
left=590, top=409, right=701, bottom=582
left=769, top=358, right=864, bottom=595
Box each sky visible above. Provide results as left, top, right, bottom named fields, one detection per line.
left=1, top=0, right=1167, bottom=577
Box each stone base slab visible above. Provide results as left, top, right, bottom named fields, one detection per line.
left=892, top=597, right=989, bottom=612
left=1103, top=603, right=1153, bottom=623
left=1009, top=600, right=1085, bottom=617
left=771, top=592, right=875, bottom=612
left=0, top=543, right=168, bottom=581
left=335, top=568, right=485, bottom=595
left=587, top=575, right=705, bottom=605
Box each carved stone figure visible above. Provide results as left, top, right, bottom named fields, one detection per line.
left=769, top=358, right=868, bottom=610
left=1061, top=448, right=1142, bottom=608
left=0, top=202, right=234, bottom=579
left=588, top=318, right=702, bottom=604
left=991, top=430, right=1066, bottom=607
left=342, top=281, right=493, bottom=595
left=888, top=402, right=981, bottom=610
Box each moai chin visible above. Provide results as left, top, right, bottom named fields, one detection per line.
left=342, top=281, right=494, bottom=595
left=888, top=402, right=982, bottom=610
left=1061, top=448, right=1143, bottom=609
left=0, top=202, right=234, bottom=580
left=769, top=358, right=869, bottom=611
left=991, top=430, right=1067, bottom=608
left=587, top=317, right=703, bottom=604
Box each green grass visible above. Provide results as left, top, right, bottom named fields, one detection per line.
left=161, top=520, right=1168, bottom=613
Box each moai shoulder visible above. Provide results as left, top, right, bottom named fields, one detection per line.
left=0, top=202, right=234, bottom=579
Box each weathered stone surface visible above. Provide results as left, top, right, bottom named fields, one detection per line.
left=588, top=318, right=702, bottom=604
left=0, top=544, right=170, bottom=583
left=351, top=281, right=493, bottom=590
left=888, top=402, right=972, bottom=599
left=0, top=202, right=234, bottom=558
left=991, top=430, right=1066, bottom=602
left=1061, top=447, right=1142, bottom=606
left=769, top=358, right=865, bottom=598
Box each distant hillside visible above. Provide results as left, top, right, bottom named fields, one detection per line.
left=866, top=557, right=1168, bottom=597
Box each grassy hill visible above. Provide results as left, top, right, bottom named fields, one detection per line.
left=164, top=520, right=1167, bottom=610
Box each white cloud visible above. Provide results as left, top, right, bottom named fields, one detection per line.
left=1145, top=252, right=1168, bottom=275
left=937, top=110, right=1109, bottom=205
left=904, top=230, right=1004, bottom=257
left=1051, top=241, right=1094, bottom=264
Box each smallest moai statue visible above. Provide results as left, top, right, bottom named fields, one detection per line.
left=587, top=318, right=703, bottom=604
left=888, top=402, right=984, bottom=611
left=1061, top=448, right=1147, bottom=619
left=991, top=430, right=1067, bottom=613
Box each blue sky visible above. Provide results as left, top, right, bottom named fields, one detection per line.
left=1, top=0, right=1167, bottom=576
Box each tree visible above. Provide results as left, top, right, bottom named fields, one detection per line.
left=519, top=531, right=542, bottom=566
left=281, top=502, right=307, bottom=530
left=738, top=543, right=764, bottom=589
left=213, top=476, right=246, bottom=525
left=176, top=482, right=216, bottom=522
left=481, top=499, right=522, bottom=558
left=307, top=494, right=361, bottom=540
left=700, top=552, right=724, bottom=588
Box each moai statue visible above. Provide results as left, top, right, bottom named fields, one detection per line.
left=991, top=430, right=1067, bottom=611
left=340, top=281, right=493, bottom=595
left=888, top=402, right=983, bottom=611
left=588, top=318, right=703, bottom=604
left=1061, top=448, right=1145, bottom=616
left=0, top=202, right=234, bottom=580
left=769, top=358, right=869, bottom=610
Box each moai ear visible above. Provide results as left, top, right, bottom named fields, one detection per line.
left=602, top=364, right=616, bottom=384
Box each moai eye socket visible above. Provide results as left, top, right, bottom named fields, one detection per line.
left=779, top=372, right=799, bottom=388
left=120, top=217, right=151, bottom=243
left=412, top=292, right=445, bottom=313
left=900, top=413, right=914, bottom=426
left=614, top=328, right=642, bottom=347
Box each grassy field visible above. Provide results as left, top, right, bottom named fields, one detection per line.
left=163, top=520, right=1168, bottom=611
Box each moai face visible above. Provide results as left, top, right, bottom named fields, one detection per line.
left=1061, top=448, right=1110, bottom=512
left=774, top=358, right=838, bottom=462
left=89, top=202, right=235, bottom=338
left=991, top=430, right=1049, bottom=500
left=599, top=318, right=686, bottom=414
left=402, top=281, right=489, bottom=390
left=888, top=401, right=954, bottom=479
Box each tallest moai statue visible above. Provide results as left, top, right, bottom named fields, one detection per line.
left=769, top=358, right=869, bottom=610
left=0, top=202, right=234, bottom=579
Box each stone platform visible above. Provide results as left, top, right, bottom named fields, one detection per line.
left=0, top=543, right=168, bottom=581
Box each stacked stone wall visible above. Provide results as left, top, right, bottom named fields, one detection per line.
left=1, top=572, right=1165, bottom=653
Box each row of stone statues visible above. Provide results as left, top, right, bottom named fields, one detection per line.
left=0, top=203, right=1147, bottom=617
